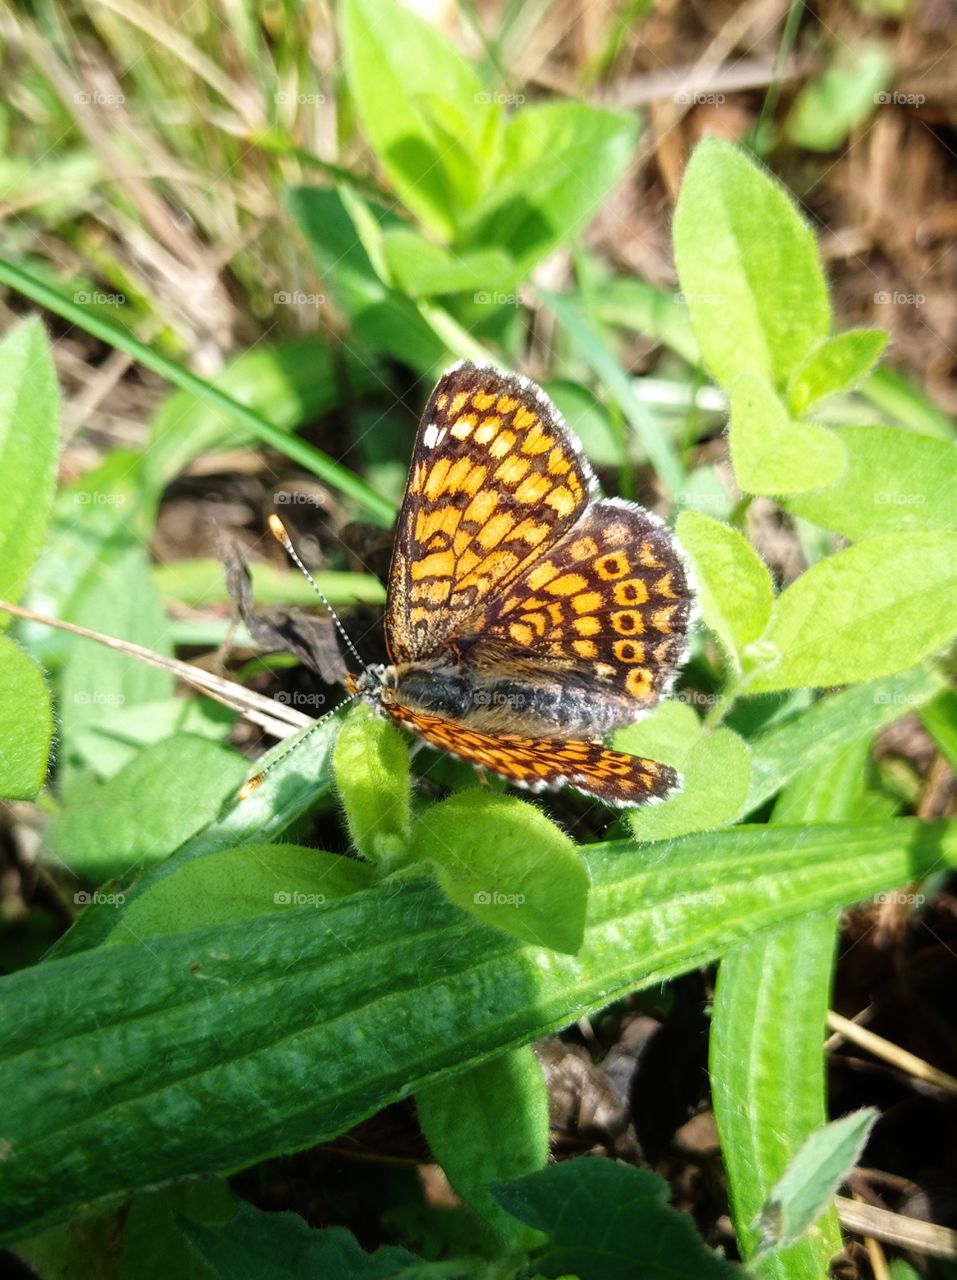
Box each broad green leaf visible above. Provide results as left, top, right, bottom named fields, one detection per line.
left=69, top=696, right=234, bottom=780
left=713, top=741, right=873, bottom=1277
left=730, top=373, right=847, bottom=495
left=673, top=138, right=830, bottom=389
left=757, top=1109, right=878, bottom=1253
left=334, top=704, right=411, bottom=865
left=341, top=0, right=489, bottom=239
left=51, top=712, right=345, bottom=960
left=153, top=558, right=386, bottom=608
left=468, top=103, right=638, bottom=274
left=381, top=229, right=516, bottom=298
left=493, top=1161, right=740, bottom=1278
left=417, top=1048, right=548, bottom=1243
left=784, top=426, right=957, bottom=540
left=286, top=186, right=445, bottom=371
left=545, top=380, right=622, bottom=468
left=3, top=819, right=957, bottom=1239
left=786, top=43, right=891, bottom=152
left=744, top=667, right=943, bottom=811
left=184, top=1201, right=421, bottom=1278
left=787, top=331, right=888, bottom=416
left=414, top=791, right=589, bottom=955
left=46, top=735, right=249, bottom=880
left=614, top=699, right=701, bottom=765
left=106, top=845, right=372, bottom=946
left=676, top=511, right=773, bottom=664
left=747, top=533, right=957, bottom=692
left=627, top=727, right=751, bottom=843
left=0, top=633, right=52, bottom=800
left=0, top=317, right=59, bottom=620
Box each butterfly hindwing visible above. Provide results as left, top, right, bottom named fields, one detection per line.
left=387, top=704, right=680, bottom=806
left=459, top=498, right=694, bottom=723
left=385, top=362, right=595, bottom=664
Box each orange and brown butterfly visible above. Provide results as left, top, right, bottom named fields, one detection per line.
left=337, top=360, right=696, bottom=807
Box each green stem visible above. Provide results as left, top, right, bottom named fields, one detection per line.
left=0, top=256, right=396, bottom=526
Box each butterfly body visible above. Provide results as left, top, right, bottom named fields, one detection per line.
left=350, top=361, right=696, bottom=807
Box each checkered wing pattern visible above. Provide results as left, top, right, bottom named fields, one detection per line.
left=464, top=498, right=694, bottom=720
left=387, top=705, right=679, bottom=806
left=385, top=362, right=595, bottom=663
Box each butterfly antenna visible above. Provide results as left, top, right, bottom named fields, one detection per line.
left=239, top=690, right=358, bottom=800
left=267, top=513, right=368, bottom=673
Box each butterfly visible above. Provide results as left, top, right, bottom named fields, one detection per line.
left=342, top=361, right=696, bottom=807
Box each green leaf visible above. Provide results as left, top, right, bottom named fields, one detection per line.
left=118, top=1183, right=235, bottom=1280
left=0, top=317, right=59, bottom=619
left=744, top=667, right=943, bottom=812
left=334, top=704, right=412, bottom=865
left=786, top=43, right=891, bottom=152
left=676, top=511, right=773, bottom=665
left=414, top=791, right=589, bottom=955
left=783, top=426, right=957, bottom=540
left=467, top=103, right=637, bottom=274
left=56, top=542, right=175, bottom=779
left=919, top=690, right=957, bottom=774
left=4, top=819, right=957, bottom=1240
left=493, top=1161, right=740, bottom=1278
left=673, top=138, right=830, bottom=390
left=285, top=186, right=445, bottom=371
left=757, top=1109, right=878, bottom=1253
left=104, top=845, right=370, bottom=948
left=626, top=726, right=751, bottom=843
left=153, top=557, right=386, bottom=608
left=787, top=331, right=888, bottom=416
left=713, top=741, right=872, bottom=1276
left=747, top=533, right=957, bottom=692
left=730, top=373, right=847, bottom=495
left=381, top=229, right=515, bottom=298
left=46, top=735, right=250, bottom=880
left=69, top=696, right=234, bottom=780
left=184, top=1200, right=422, bottom=1278
left=0, top=633, right=52, bottom=800
left=341, top=0, right=490, bottom=239
left=417, top=1048, right=548, bottom=1243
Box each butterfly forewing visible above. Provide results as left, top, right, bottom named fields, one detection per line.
left=385, top=363, right=595, bottom=664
